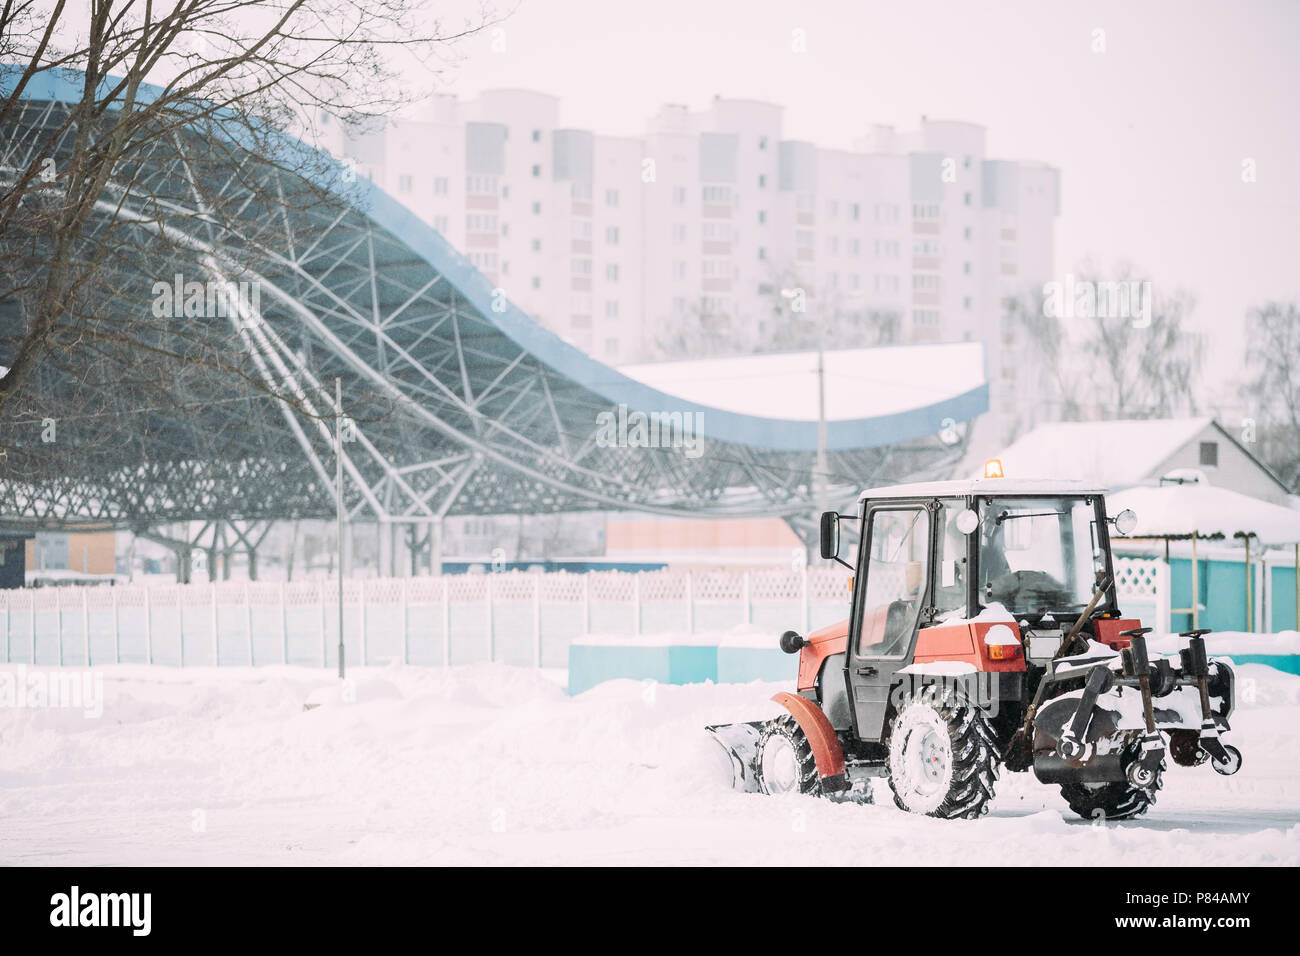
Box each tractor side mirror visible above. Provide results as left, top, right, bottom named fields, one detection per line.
left=1113, top=509, right=1138, bottom=536
left=955, top=508, right=979, bottom=535
left=819, top=511, right=840, bottom=560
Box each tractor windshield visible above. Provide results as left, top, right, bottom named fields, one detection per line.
left=976, top=495, right=1107, bottom=616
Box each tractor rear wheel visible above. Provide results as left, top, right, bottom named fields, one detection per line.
left=886, top=690, right=998, bottom=819
left=755, top=714, right=822, bottom=796
left=1059, top=769, right=1163, bottom=821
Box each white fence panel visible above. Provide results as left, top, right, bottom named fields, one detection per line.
left=0, top=559, right=1177, bottom=669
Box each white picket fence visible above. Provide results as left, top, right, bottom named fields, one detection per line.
left=0, top=558, right=1168, bottom=669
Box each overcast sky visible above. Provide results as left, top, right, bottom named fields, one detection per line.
left=430, top=0, right=1299, bottom=402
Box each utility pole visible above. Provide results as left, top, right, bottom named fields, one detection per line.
left=815, top=346, right=827, bottom=517
left=335, top=376, right=345, bottom=680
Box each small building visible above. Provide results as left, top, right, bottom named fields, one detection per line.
left=989, top=418, right=1293, bottom=506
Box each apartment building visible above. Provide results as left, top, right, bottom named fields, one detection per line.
left=323, top=94, right=1059, bottom=444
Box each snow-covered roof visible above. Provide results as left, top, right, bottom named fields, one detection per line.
left=1107, top=483, right=1300, bottom=546
left=985, top=418, right=1215, bottom=487
left=858, top=477, right=1106, bottom=501
left=617, top=342, right=985, bottom=423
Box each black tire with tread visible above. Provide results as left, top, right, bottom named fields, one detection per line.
left=1059, top=764, right=1164, bottom=821
left=887, top=689, right=999, bottom=820
left=755, top=714, right=822, bottom=796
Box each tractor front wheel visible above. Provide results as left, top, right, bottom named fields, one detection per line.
left=886, top=690, right=999, bottom=819
left=755, top=714, right=822, bottom=796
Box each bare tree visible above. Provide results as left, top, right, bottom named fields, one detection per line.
left=1239, top=301, right=1300, bottom=491
left=1, top=0, right=495, bottom=408
left=0, top=0, right=499, bottom=530
left=1009, top=264, right=1204, bottom=420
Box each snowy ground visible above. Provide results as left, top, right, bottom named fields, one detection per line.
left=1, top=661, right=1297, bottom=866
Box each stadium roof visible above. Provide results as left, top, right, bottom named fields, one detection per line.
left=0, top=69, right=987, bottom=531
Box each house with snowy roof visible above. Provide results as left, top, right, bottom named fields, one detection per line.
left=987, top=418, right=1293, bottom=506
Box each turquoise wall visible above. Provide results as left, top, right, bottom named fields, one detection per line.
left=1271, top=565, right=1299, bottom=633
left=1168, top=557, right=1254, bottom=633
left=1161, top=557, right=1297, bottom=633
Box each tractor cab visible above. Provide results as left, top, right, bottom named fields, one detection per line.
left=818, top=478, right=1127, bottom=745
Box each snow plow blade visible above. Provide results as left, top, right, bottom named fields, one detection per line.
left=706, top=720, right=767, bottom=793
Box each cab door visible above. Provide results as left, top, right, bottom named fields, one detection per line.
left=845, top=501, right=936, bottom=742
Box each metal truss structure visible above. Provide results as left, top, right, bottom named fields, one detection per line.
left=0, top=72, right=984, bottom=564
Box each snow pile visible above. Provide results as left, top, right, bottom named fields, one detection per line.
left=1148, top=630, right=1300, bottom=656
left=1, top=661, right=1297, bottom=865
left=939, top=602, right=1015, bottom=625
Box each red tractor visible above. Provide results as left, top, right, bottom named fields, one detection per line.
left=708, top=476, right=1241, bottom=820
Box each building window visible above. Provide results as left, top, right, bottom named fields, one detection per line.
left=702, top=185, right=732, bottom=203
left=850, top=203, right=860, bottom=221
left=531, top=277, right=541, bottom=289
left=758, top=246, right=766, bottom=260
left=398, top=174, right=413, bottom=193
left=604, top=301, right=619, bottom=319
left=571, top=259, right=592, bottom=276
left=532, top=202, right=542, bottom=215
left=758, top=135, right=767, bottom=150
left=605, top=189, right=619, bottom=207
left=433, top=215, right=449, bottom=232
left=433, top=177, right=449, bottom=195
left=532, top=129, right=542, bottom=142
left=962, top=261, right=971, bottom=275
left=1199, top=441, right=1219, bottom=467
left=757, top=210, right=766, bottom=225
left=758, top=174, right=766, bottom=188
left=963, top=296, right=973, bottom=310
left=532, top=164, right=542, bottom=178
left=606, top=226, right=619, bottom=244
left=605, top=338, right=619, bottom=355
left=605, top=263, right=620, bottom=281
left=963, top=191, right=972, bottom=206
left=672, top=261, right=687, bottom=280
left=531, top=239, right=541, bottom=252
left=672, top=223, right=686, bottom=244
left=964, top=226, right=973, bottom=240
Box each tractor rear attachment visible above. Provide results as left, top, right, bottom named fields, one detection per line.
left=1030, top=628, right=1242, bottom=791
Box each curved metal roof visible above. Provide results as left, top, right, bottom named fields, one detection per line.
left=0, top=68, right=984, bottom=529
